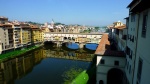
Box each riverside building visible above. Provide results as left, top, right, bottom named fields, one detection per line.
left=96, top=0, right=150, bottom=84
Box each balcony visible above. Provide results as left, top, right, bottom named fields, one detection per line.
left=15, top=40, right=19, bottom=42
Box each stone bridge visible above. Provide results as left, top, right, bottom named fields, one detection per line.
left=44, top=33, right=103, bottom=45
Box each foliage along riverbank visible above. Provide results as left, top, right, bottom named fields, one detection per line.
left=71, top=55, right=97, bottom=84
left=0, top=45, right=43, bottom=62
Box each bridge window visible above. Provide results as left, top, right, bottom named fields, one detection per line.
left=68, top=37, right=71, bottom=40
left=64, top=37, right=67, bottom=40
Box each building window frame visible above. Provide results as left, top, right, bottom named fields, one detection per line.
left=131, top=14, right=135, bottom=22
left=129, top=65, right=131, bottom=74
left=141, top=11, right=148, bottom=38
left=137, top=58, right=143, bottom=82
left=114, top=60, right=119, bottom=66
left=100, top=59, right=105, bottom=64
left=126, top=62, right=129, bottom=70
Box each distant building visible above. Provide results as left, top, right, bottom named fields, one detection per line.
left=20, top=23, right=32, bottom=47
left=0, top=24, right=3, bottom=54
left=30, top=25, right=43, bottom=44
left=0, top=16, right=8, bottom=24
left=0, top=17, right=14, bottom=53
left=12, top=24, right=22, bottom=49
left=107, top=21, right=127, bottom=52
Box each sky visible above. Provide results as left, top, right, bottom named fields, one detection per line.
left=0, top=0, right=132, bottom=26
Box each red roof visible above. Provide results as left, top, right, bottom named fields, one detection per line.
left=95, top=34, right=125, bottom=57
left=114, top=25, right=126, bottom=29
left=0, top=24, right=3, bottom=27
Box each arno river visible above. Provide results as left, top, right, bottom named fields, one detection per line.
left=0, top=42, right=98, bottom=84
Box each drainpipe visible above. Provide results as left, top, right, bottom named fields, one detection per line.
left=132, top=13, right=140, bottom=84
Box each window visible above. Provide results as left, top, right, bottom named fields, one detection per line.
left=131, top=14, right=135, bottom=22
left=137, top=58, right=143, bottom=81
left=128, top=34, right=130, bottom=40
left=129, top=65, right=131, bottom=74
left=130, top=35, right=132, bottom=41
left=132, top=36, right=134, bottom=42
left=129, top=50, right=133, bottom=59
left=2, top=43, right=4, bottom=49
left=126, top=62, right=129, bottom=70
left=126, top=46, right=130, bottom=55
left=100, top=59, right=105, bottom=64
left=142, top=12, right=148, bottom=38
left=114, top=61, right=119, bottom=66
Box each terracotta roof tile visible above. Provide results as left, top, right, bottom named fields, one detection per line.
left=2, top=24, right=12, bottom=28
left=0, top=24, right=3, bottom=27
left=114, top=25, right=126, bottom=29
left=20, top=24, right=30, bottom=28
left=30, top=25, right=40, bottom=30
left=95, top=33, right=125, bottom=57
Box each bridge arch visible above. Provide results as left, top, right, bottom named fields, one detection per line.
left=107, top=68, right=123, bottom=84
left=64, top=37, right=67, bottom=40
left=68, top=37, right=71, bottom=40
left=72, top=37, right=75, bottom=41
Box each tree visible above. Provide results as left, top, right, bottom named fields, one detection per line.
left=27, top=21, right=43, bottom=25
left=54, top=22, right=65, bottom=25
left=62, top=67, right=83, bottom=84
left=94, top=27, right=100, bottom=32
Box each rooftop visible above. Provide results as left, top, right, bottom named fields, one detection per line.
left=0, top=24, right=3, bottom=27
left=127, top=0, right=150, bottom=12
left=0, top=16, right=8, bottom=20
left=95, top=33, right=125, bottom=57
left=30, top=24, right=39, bottom=29
left=114, top=25, right=126, bottom=30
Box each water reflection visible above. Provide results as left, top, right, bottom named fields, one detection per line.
left=0, top=49, right=45, bottom=84
left=45, top=43, right=95, bottom=62
left=85, top=43, right=98, bottom=50
left=66, top=43, right=79, bottom=50
left=0, top=43, right=95, bottom=84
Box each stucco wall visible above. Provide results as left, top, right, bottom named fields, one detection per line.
left=96, top=56, right=125, bottom=84
left=133, top=8, right=150, bottom=84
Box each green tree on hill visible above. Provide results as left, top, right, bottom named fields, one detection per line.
left=94, top=27, right=100, bottom=32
